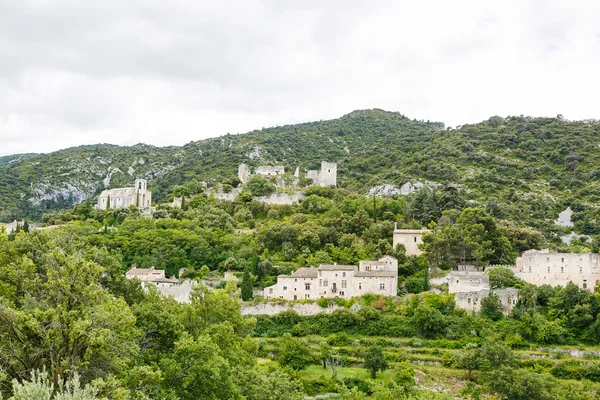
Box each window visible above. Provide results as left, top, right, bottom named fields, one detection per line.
left=283, top=286, right=287, bottom=291
left=341, top=280, right=347, bottom=288
left=342, top=272, right=346, bottom=277
left=546, top=257, right=550, bottom=262
left=323, top=280, right=328, bottom=286
left=340, top=291, right=344, bottom=296
left=379, top=283, right=385, bottom=290
left=561, top=266, right=564, bottom=273
left=583, top=283, right=588, bottom=289
left=467, top=298, right=471, bottom=304
left=305, top=294, right=310, bottom=299
left=528, top=266, right=531, bottom=273
left=269, top=288, right=273, bottom=294
left=414, top=237, right=417, bottom=243
left=359, top=283, right=362, bottom=290
left=580, top=266, right=583, bottom=273
left=561, top=258, right=565, bottom=263
left=547, top=266, right=550, bottom=273
left=279, top=296, right=283, bottom=299
left=305, top=283, right=311, bottom=290
left=319, top=279, right=322, bottom=286
left=295, top=279, right=297, bottom=282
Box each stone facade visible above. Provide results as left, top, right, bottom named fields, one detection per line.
left=306, top=161, right=337, bottom=187
left=393, top=226, right=428, bottom=256
left=237, top=161, right=337, bottom=188
left=454, top=288, right=519, bottom=315
left=125, top=266, right=196, bottom=303
left=95, top=179, right=152, bottom=210
left=264, top=256, right=398, bottom=300
left=445, top=270, right=518, bottom=315
left=515, top=249, right=600, bottom=291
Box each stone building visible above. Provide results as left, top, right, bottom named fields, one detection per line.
left=125, top=266, right=195, bottom=303
left=306, top=161, right=337, bottom=187
left=95, top=179, right=152, bottom=210
left=453, top=288, right=519, bottom=315
left=238, top=164, right=285, bottom=184
left=515, top=249, right=600, bottom=291
left=393, top=226, right=428, bottom=256
left=446, top=270, right=518, bottom=315
left=263, top=256, right=398, bottom=300
left=237, top=161, right=337, bottom=187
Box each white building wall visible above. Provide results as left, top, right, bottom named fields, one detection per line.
left=353, top=275, right=396, bottom=296
left=515, top=250, right=600, bottom=291
left=96, top=179, right=151, bottom=210
left=264, top=276, right=318, bottom=300
left=393, top=229, right=427, bottom=256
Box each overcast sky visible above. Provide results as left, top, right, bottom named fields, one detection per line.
left=1, top=0, right=599, bottom=156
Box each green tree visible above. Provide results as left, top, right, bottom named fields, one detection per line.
left=363, top=346, right=389, bottom=378
left=241, top=268, right=254, bottom=301
left=413, top=304, right=446, bottom=338
left=277, top=333, right=313, bottom=370
left=480, top=292, right=504, bottom=321
left=487, top=267, right=519, bottom=289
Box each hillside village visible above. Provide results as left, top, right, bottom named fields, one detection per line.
left=3, top=159, right=599, bottom=316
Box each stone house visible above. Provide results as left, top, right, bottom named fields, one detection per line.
left=393, top=226, right=428, bottom=256
left=125, top=266, right=195, bottom=303
left=446, top=270, right=518, bottom=315
left=95, top=178, right=152, bottom=210
left=515, top=249, right=600, bottom=291
left=263, top=256, right=398, bottom=300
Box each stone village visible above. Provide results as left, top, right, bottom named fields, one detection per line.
left=6, top=161, right=599, bottom=316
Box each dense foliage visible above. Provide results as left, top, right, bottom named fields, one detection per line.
left=3, top=110, right=600, bottom=241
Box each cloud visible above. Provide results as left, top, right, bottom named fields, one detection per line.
left=1, top=0, right=600, bottom=156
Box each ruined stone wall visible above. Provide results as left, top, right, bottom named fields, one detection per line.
left=241, top=302, right=344, bottom=316
left=448, top=271, right=489, bottom=293
left=453, top=287, right=518, bottom=315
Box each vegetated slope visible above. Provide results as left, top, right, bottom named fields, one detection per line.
left=0, top=143, right=182, bottom=221
left=2, top=109, right=600, bottom=228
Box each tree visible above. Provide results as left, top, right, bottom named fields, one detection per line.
left=278, top=333, right=313, bottom=370
left=363, top=346, right=389, bottom=378
left=22, top=219, right=29, bottom=233
left=486, top=367, right=554, bottom=400
left=487, top=267, right=518, bottom=289
left=241, top=268, right=253, bottom=301
left=9, top=369, right=99, bottom=400
left=453, top=344, right=482, bottom=381
left=413, top=304, right=446, bottom=338
left=106, top=195, right=111, bottom=210
left=480, top=292, right=504, bottom=321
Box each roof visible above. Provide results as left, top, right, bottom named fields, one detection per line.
left=149, top=278, right=178, bottom=284
left=318, top=264, right=357, bottom=271
left=393, top=229, right=428, bottom=234
left=126, top=267, right=159, bottom=276
left=355, top=270, right=396, bottom=277
left=378, top=255, right=397, bottom=261
left=289, top=268, right=319, bottom=278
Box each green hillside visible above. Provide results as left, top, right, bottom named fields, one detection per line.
left=2, top=109, right=600, bottom=233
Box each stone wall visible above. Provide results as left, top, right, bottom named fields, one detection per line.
left=453, top=287, right=518, bottom=315
left=392, top=229, right=427, bottom=256
left=241, top=302, right=345, bottom=316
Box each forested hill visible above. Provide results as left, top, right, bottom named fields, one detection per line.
left=2, top=109, right=600, bottom=228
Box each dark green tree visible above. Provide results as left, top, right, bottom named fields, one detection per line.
left=363, top=346, right=389, bottom=378
left=241, top=268, right=253, bottom=301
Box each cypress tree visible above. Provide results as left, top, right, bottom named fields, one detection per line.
left=241, top=268, right=253, bottom=301
left=22, top=219, right=29, bottom=233
left=106, top=195, right=111, bottom=210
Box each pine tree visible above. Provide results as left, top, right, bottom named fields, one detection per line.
left=241, top=268, right=253, bottom=301
left=23, top=219, right=29, bottom=233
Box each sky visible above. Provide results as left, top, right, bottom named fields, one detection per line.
left=1, top=0, right=600, bottom=156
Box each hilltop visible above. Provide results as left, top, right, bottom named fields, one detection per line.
left=1, top=109, right=600, bottom=233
